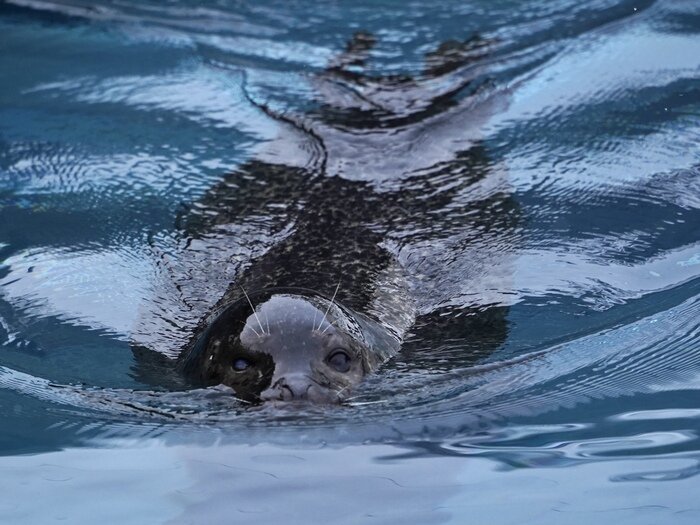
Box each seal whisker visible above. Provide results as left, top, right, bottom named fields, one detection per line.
left=342, top=393, right=361, bottom=401
left=317, top=280, right=341, bottom=331
left=240, top=285, right=266, bottom=337
left=346, top=399, right=388, bottom=407
left=321, top=319, right=338, bottom=334
left=334, top=382, right=354, bottom=398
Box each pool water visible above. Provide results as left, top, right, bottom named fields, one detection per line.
left=1, top=0, right=699, bottom=523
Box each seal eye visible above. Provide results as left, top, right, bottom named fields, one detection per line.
left=327, top=350, right=351, bottom=373
left=232, top=358, right=251, bottom=371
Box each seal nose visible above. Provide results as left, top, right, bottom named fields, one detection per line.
left=261, top=375, right=312, bottom=402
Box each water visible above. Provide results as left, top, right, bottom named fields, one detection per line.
left=1, top=0, right=699, bottom=523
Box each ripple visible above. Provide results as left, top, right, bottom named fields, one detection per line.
left=0, top=288, right=698, bottom=449
left=1, top=0, right=700, bottom=481
left=611, top=409, right=700, bottom=422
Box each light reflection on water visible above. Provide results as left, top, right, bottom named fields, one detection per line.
left=0, top=0, right=699, bottom=522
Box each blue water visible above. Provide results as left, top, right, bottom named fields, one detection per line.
left=1, top=0, right=699, bottom=523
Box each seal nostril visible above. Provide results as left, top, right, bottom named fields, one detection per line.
left=260, top=375, right=322, bottom=402
left=272, top=377, right=313, bottom=401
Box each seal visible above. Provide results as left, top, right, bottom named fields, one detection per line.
left=133, top=30, right=514, bottom=404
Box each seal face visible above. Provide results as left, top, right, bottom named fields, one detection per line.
left=178, top=292, right=393, bottom=403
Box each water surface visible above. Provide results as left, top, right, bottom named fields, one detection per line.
left=1, top=0, right=699, bottom=523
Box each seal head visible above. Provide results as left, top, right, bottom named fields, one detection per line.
left=178, top=291, right=397, bottom=404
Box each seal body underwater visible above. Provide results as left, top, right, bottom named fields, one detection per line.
left=134, top=31, right=516, bottom=404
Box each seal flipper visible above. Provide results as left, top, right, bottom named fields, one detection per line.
left=401, top=300, right=509, bottom=371
left=423, top=34, right=492, bottom=78
left=327, top=31, right=377, bottom=76
left=401, top=305, right=510, bottom=371
left=312, top=30, right=496, bottom=131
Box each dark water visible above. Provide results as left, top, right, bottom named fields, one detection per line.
left=1, top=0, right=699, bottom=523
